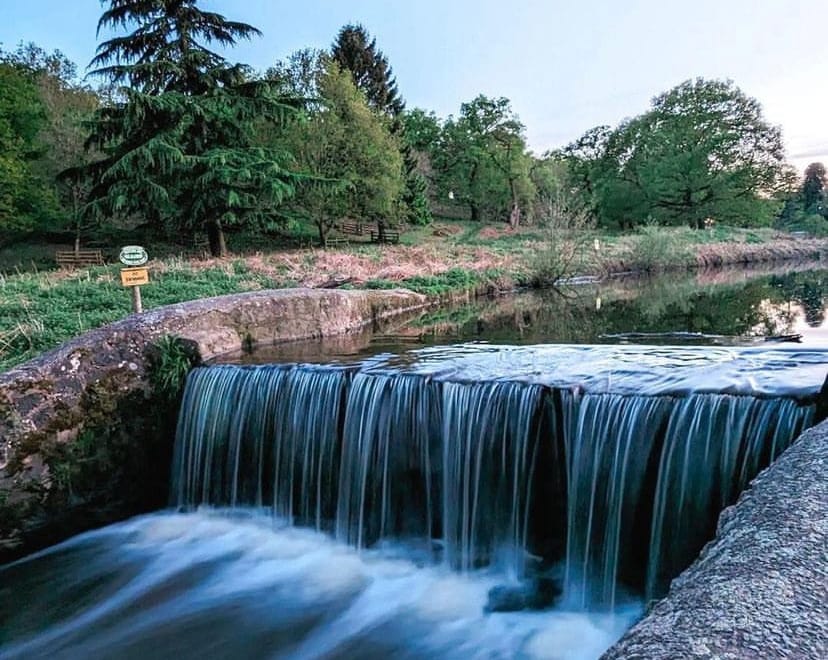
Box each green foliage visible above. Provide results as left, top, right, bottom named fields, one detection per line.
left=277, top=60, right=404, bottom=244
left=147, top=335, right=200, bottom=400
left=400, top=169, right=433, bottom=225
left=0, top=61, right=58, bottom=241
left=802, top=162, right=826, bottom=216
left=366, top=268, right=484, bottom=295
left=85, top=0, right=301, bottom=256
left=432, top=95, right=535, bottom=225
left=629, top=224, right=695, bottom=272
left=401, top=267, right=482, bottom=295
left=332, top=24, right=404, bottom=117
left=565, top=79, right=787, bottom=230
left=90, top=0, right=261, bottom=95
left=3, top=44, right=103, bottom=247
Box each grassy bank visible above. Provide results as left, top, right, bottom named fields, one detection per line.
left=2, top=224, right=827, bottom=370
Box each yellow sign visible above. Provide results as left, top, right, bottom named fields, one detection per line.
left=120, top=267, right=149, bottom=287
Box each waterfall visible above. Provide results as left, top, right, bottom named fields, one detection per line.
left=172, top=355, right=817, bottom=609
left=559, top=391, right=813, bottom=607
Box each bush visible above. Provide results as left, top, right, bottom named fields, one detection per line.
left=630, top=224, right=694, bottom=272
left=530, top=194, right=598, bottom=285
left=147, top=335, right=200, bottom=400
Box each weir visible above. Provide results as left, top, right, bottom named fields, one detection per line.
left=171, top=344, right=824, bottom=609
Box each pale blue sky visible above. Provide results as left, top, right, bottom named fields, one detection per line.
left=2, top=0, right=826, bottom=169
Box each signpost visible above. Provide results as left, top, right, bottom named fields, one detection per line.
left=119, top=246, right=149, bottom=313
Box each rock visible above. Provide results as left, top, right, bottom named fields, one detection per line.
left=485, top=575, right=562, bottom=613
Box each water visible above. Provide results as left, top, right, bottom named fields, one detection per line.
left=0, top=511, right=641, bottom=660
left=171, top=347, right=821, bottom=609
left=4, top=264, right=828, bottom=659
left=225, top=265, right=828, bottom=363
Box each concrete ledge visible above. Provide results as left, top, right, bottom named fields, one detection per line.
left=603, top=421, right=828, bottom=659
left=0, top=287, right=426, bottom=562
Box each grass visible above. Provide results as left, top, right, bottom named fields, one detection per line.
left=0, top=219, right=823, bottom=371
left=0, top=261, right=284, bottom=370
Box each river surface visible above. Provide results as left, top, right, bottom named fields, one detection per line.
left=222, top=264, right=828, bottom=364
left=3, top=263, right=828, bottom=660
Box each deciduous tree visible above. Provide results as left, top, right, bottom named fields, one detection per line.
left=567, top=79, right=788, bottom=229
left=0, top=61, right=57, bottom=242
left=280, top=61, right=404, bottom=245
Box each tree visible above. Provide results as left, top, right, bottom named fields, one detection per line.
left=279, top=61, right=404, bottom=245
left=86, top=0, right=300, bottom=256
left=331, top=24, right=430, bottom=226
left=432, top=95, right=534, bottom=225
left=559, top=125, right=611, bottom=216
left=331, top=24, right=404, bottom=117
left=3, top=44, right=102, bottom=252
left=266, top=48, right=327, bottom=103
left=802, top=162, right=826, bottom=216
left=0, top=61, right=57, bottom=243
left=569, top=79, right=788, bottom=229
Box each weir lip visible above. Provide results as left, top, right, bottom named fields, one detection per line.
left=216, top=343, right=828, bottom=400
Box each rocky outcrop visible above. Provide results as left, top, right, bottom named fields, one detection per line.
left=602, top=420, right=828, bottom=659
left=0, top=288, right=426, bottom=562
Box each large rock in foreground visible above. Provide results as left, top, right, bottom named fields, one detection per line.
left=602, top=421, right=828, bottom=659
left=0, top=288, right=426, bottom=563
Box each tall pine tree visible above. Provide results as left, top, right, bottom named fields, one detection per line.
left=85, top=0, right=300, bottom=256
left=331, top=24, right=403, bottom=117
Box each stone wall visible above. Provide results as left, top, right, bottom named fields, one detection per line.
left=602, top=421, right=828, bottom=659
left=0, top=288, right=426, bottom=562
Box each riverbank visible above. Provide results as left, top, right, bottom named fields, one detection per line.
left=2, top=228, right=828, bottom=371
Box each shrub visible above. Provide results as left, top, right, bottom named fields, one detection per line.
left=530, top=194, right=598, bottom=285
left=147, top=335, right=200, bottom=400
left=630, top=224, right=694, bottom=272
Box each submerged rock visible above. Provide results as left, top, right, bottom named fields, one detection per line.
left=485, top=575, right=562, bottom=613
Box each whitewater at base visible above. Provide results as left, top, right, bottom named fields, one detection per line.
left=0, top=510, right=641, bottom=660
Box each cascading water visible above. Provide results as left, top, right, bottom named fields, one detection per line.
left=170, top=345, right=823, bottom=610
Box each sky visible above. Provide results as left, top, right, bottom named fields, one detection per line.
left=2, top=0, right=826, bottom=171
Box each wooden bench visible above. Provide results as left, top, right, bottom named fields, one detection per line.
left=191, top=233, right=210, bottom=256
left=323, top=236, right=349, bottom=249
left=340, top=222, right=368, bottom=236
left=55, top=249, right=105, bottom=268
left=370, top=230, right=400, bottom=244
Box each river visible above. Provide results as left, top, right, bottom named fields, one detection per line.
left=2, top=263, right=828, bottom=660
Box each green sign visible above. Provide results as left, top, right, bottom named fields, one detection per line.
left=119, top=245, right=148, bottom=266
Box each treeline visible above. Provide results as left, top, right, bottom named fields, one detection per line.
left=0, top=0, right=825, bottom=257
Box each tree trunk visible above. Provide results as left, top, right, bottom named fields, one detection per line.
left=470, top=203, right=480, bottom=223
left=73, top=194, right=82, bottom=256
left=509, top=203, right=521, bottom=229
left=206, top=219, right=228, bottom=258
left=318, top=221, right=329, bottom=248
left=508, top=177, right=520, bottom=228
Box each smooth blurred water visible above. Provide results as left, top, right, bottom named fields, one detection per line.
left=0, top=511, right=641, bottom=660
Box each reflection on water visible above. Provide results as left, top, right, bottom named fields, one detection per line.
left=222, top=264, right=828, bottom=364
left=0, top=511, right=641, bottom=660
